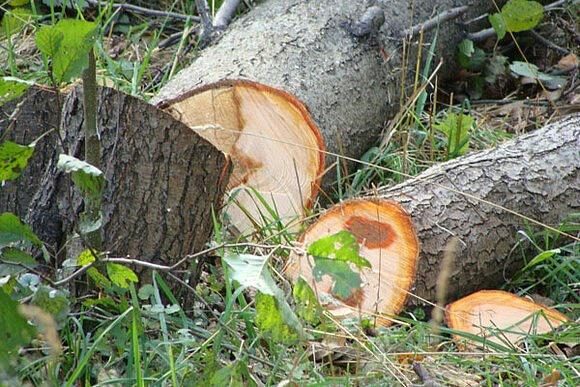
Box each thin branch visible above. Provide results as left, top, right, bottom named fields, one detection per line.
left=195, top=0, right=214, bottom=46
left=528, top=29, right=570, bottom=54
left=214, top=0, right=241, bottom=30
left=85, top=0, right=199, bottom=22
left=467, top=0, right=571, bottom=42
left=399, top=5, right=469, bottom=39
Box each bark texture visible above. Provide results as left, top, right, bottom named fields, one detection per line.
left=374, top=115, right=580, bottom=307
left=1, top=86, right=230, bottom=270
left=152, top=0, right=499, bottom=190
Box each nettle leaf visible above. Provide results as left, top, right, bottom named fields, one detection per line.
left=57, top=154, right=105, bottom=199
left=0, top=78, right=29, bottom=105
left=222, top=252, right=305, bottom=339
left=36, top=19, right=97, bottom=84
left=0, top=289, right=36, bottom=366
left=1, top=7, right=33, bottom=37
left=456, top=39, right=486, bottom=71
left=0, top=213, right=42, bottom=248
left=0, top=141, right=34, bottom=182
left=87, top=267, right=112, bottom=289
left=292, top=277, right=322, bottom=325
left=35, top=25, right=64, bottom=59
left=308, top=231, right=370, bottom=301
left=489, top=13, right=507, bottom=40
left=255, top=293, right=298, bottom=343
left=485, top=55, right=509, bottom=84
left=434, top=113, right=474, bottom=157
left=106, top=263, right=138, bottom=288
left=501, top=0, right=543, bottom=32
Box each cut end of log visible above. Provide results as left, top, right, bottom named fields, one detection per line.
left=159, top=80, right=325, bottom=234
left=446, top=290, right=569, bottom=348
left=286, top=199, right=420, bottom=326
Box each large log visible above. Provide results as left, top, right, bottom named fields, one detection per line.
left=152, top=0, right=498, bottom=233
left=0, top=86, right=230, bottom=274
left=287, top=115, right=579, bottom=324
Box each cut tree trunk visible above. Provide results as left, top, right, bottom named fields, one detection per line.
left=0, top=86, right=230, bottom=277
left=152, top=0, right=499, bottom=233
left=446, top=290, right=569, bottom=349
left=286, top=115, right=579, bottom=324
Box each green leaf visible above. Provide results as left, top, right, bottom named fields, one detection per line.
left=292, top=277, right=322, bottom=325
left=509, top=61, right=567, bottom=89
left=0, top=141, right=34, bottom=182
left=307, top=230, right=370, bottom=269
left=456, top=39, right=486, bottom=71
left=35, top=25, right=64, bottom=59
left=484, top=55, right=508, bottom=84
left=522, top=249, right=561, bottom=271
left=501, top=0, right=543, bottom=33
left=0, top=247, right=36, bottom=266
left=36, top=19, right=98, bottom=84
left=1, top=7, right=33, bottom=37
left=0, top=289, right=36, bottom=366
left=0, top=78, right=29, bottom=105
left=255, top=293, right=298, bottom=344
left=31, top=285, right=70, bottom=328
left=76, top=249, right=96, bottom=266
left=57, top=154, right=105, bottom=199
left=222, top=252, right=305, bottom=339
left=434, top=113, right=474, bottom=157
left=137, top=284, right=155, bottom=300
left=0, top=212, right=42, bottom=248
left=489, top=13, right=507, bottom=40
left=87, top=267, right=112, bottom=289
left=106, top=263, right=138, bottom=288
left=210, top=361, right=249, bottom=387
left=312, top=258, right=363, bottom=300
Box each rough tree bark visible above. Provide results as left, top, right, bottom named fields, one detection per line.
left=376, top=114, right=579, bottom=307
left=1, top=86, right=230, bottom=274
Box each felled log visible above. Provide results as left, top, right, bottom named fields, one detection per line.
left=286, top=115, right=579, bottom=324
left=152, top=0, right=499, bottom=233
left=446, top=290, right=569, bottom=349
left=0, top=86, right=230, bottom=272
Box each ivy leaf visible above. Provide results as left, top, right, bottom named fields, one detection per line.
left=255, top=293, right=298, bottom=343
left=0, top=141, right=34, bottom=182
left=57, top=154, right=105, bottom=199
left=489, top=13, right=507, bottom=40
left=501, top=0, right=543, bottom=33
left=0, top=289, right=36, bottom=366
left=106, top=263, right=138, bottom=288
left=0, top=78, right=29, bottom=106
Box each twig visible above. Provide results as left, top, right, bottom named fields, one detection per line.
left=399, top=6, right=469, bottom=39
left=195, top=0, right=214, bottom=46
left=412, top=362, right=440, bottom=387
left=467, top=0, right=571, bottom=42
left=349, top=6, right=384, bottom=37
left=214, top=0, right=241, bottom=30
left=85, top=0, right=199, bottom=22
left=528, top=29, right=570, bottom=54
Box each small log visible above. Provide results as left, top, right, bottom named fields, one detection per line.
left=446, top=290, right=569, bottom=348
left=286, top=199, right=419, bottom=326
left=1, top=86, right=230, bottom=273
left=286, top=116, right=579, bottom=323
